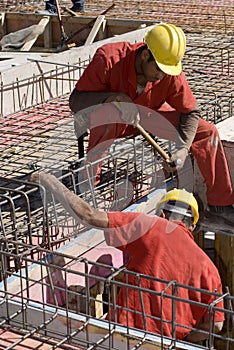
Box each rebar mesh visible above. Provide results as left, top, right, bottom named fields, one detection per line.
left=0, top=1, right=234, bottom=34
left=0, top=5, right=234, bottom=348
left=0, top=240, right=233, bottom=349
left=0, top=104, right=177, bottom=272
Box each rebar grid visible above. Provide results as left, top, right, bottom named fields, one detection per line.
left=1, top=108, right=176, bottom=272
left=0, top=1, right=234, bottom=34
left=0, top=99, right=75, bottom=176
left=0, top=241, right=233, bottom=349
left=1, top=30, right=233, bottom=122
left=182, top=32, right=234, bottom=123
left=0, top=26, right=233, bottom=273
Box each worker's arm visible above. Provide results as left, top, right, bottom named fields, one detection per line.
left=164, top=73, right=200, bottom=171
left=177, top=107, right=200, bottom=150
left=184, top=320, right=223, bottom=343
left=30, top=173, right=109, bottom=229
left=70, top=89, right=140, bottom=127
left=69, top=89, right=120, bottom=113
left=69, top=88, right=136, bottom=114
left=165, top=106, right=200, bottom=171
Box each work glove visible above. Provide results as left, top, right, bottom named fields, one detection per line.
left=163, top=147, right=188, bottom=172
left=104, top=93, right=140, bottom=126
left=112, top=101, right=140, bottom=126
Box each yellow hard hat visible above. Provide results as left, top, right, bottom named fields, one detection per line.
left=144, top=23, right=186, bottom=76
left=155, top=188, right=199, bottom=225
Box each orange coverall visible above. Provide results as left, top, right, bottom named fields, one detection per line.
left=75, top=42, right=234, bottom=206
left=105, top=211, right=225, bottom=339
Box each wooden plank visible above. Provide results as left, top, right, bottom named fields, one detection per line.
left=199, top=215, right=234, bottom=236
left=20, top=16, right=50, bottom=52
left=43, top=16, right=52, bottom=49
left=0, top=12, right=6, bottom=39
left=215, top=233, right=234, bottom=297
left=64, top=7, right=80, bottom=17
left=85, top=15, right=106, bottom=45
left=199, top=215, right=234, bottom=297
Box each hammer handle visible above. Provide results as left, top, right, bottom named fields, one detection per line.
left=136, top=124, right=170, bottom=161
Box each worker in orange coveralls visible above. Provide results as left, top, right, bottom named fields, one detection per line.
left=69, top=23, right=234, bottom=224
left=31, top=172, right=224, bottom=342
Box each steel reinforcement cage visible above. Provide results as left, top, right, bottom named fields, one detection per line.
left=0, top=20, right=234, bottom=350
left=0, top=239, right=234, bottom=350
left=1, top=30, right=233, bottom=120
left=0, top=110, right=177, bottom=267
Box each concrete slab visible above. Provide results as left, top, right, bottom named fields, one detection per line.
left=217, top=117, right=234, bottom=187
left=194, top=117, right=234, bottom=209
left=216, top=116, right=234, bottom=142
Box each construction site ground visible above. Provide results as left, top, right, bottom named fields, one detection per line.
left=1, top=0, right=234, bottom=33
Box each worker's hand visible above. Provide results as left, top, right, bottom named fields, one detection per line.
left=30, top=172, right=40, bottom=183
left=30, top=172, right=57, bottom=191
left=104, top=93, right=140, bottom=126
left=112, top=101, right=140, bottom=126
left=163, top=148, right=188, bottom=172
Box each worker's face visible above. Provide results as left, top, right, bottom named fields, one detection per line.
left=158, top=209, right=196, bottom=233
left=140, top=50, right=166, bottom=83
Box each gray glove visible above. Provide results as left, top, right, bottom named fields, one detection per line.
left=111, top=101, right=140, bottom=126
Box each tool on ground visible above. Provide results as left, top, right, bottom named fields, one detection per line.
left=63, top=3, right=115, bottom=45
left=136, top=124, right=179, bottom=168
left=55, top=0, right=69, bottom=50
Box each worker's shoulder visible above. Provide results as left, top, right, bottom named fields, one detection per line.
left=98, top=41, right=143, bottom=54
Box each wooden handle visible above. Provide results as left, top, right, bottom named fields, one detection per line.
left=136, top=124, right=170, bottom=161
left=64, top=3, right=115, bottom=43
left=64, top=7, right=80, bottom=16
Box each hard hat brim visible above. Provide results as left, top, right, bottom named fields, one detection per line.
left=156, top=60, right=182, bottom=76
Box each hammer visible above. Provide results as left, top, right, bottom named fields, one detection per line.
left=110, top=101, right=180, bottom=167
left=135, top=124, right=180, bottom=168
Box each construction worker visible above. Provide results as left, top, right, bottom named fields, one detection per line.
left=69, top=23, right=234, bottom=224
left=31, top=172, right=224, bottom=342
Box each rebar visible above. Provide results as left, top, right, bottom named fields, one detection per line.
left=0, top=241, right=233, bottom=349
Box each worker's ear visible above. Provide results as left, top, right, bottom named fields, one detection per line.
left=189, top=223, right=196, bottom=233
left=158, top=209, right=166, bottom=218
left=141, top=49, right=151, bottom=62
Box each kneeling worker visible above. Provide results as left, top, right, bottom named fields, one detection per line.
left=31, top=172, right=224, bottom=342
